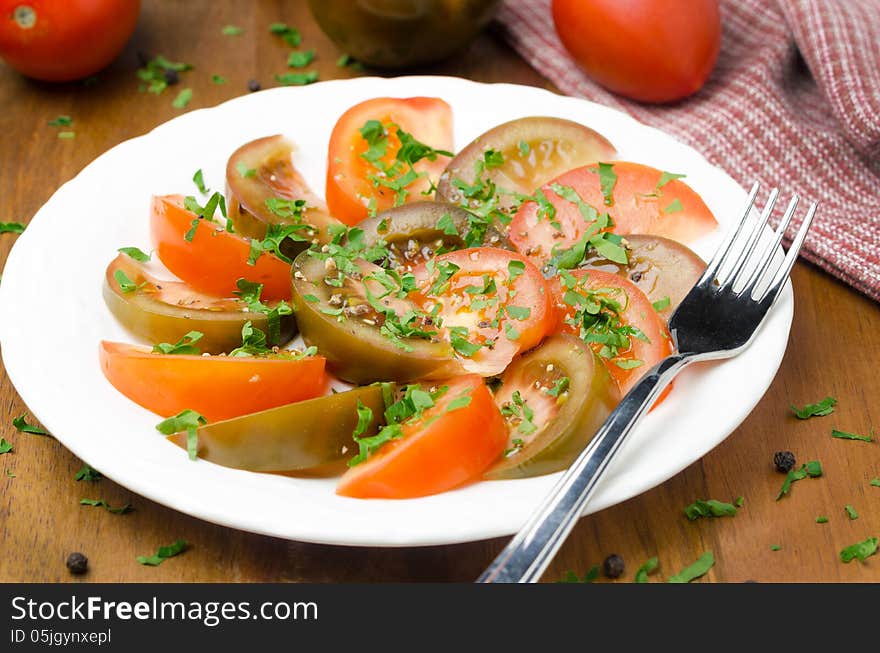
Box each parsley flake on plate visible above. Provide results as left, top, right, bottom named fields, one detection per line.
left=12, top=414, right=50, bottom=436
left=656, top=171, right=686, bottom=190
left=192, top=169, right=208, bottom=194
left=137, top=539, right=189, bottom=566
left=156, top=409, right=207, bottom=461
left=153, top=331, right=203, bottom=355
left=652, top=296, right=671, bottom=312
left=113, top=269, right=143, bottom=293
left=791, top=396, right=837, bottom=419
left=117, top=246, right=151, bottom=262
left=667, top=551, right=714, bottom=583
left=663, top=199, right=683, bottom=214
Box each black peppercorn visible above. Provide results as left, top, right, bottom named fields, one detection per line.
left=247, top=79, right=261, bottom=93
left=163, top=69, right=179, bottom=85
left=66, top=552, right=88, bottom=575
left=602, top=554, right=625, bottom=579
left=773, top=450, right=796, bottom=473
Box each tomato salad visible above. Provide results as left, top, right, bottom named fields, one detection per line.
left=100, top=97, right=717, bottom=499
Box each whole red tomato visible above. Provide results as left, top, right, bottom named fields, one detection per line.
left=0, top=0, right=140, bottom=81
left=551, top=0, right=721, bottom=103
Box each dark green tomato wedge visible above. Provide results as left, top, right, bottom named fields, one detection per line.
left=486, top=334, right=618, bottom=479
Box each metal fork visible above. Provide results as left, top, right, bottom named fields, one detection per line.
left=478, top=183, right=818, bottom=583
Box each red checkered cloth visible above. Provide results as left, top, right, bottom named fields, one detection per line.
left=496, top=0, right=880, bottom=301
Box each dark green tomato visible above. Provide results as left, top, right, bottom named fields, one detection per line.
left=290, top=251, right=463, bottom=384
left=103, top=254, right=296, bottom=354
left=486, top=334, right=618, bottom=479
left=581, top=235, right=704, bottom=319
left=307, top=0, right=500, bottom=68
left=357, top=201, right=511, bottom=271
left=166, top=385, right=388, bottom=472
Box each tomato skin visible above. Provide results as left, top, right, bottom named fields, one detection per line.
left=0, top=1, right=140, bottom=81
left=552, top=0, right=721, bottom=103
left=99, top=341, right=327, bottom=422
left=326, top=97, right=453, bottom=226
left=336, top=375, right=506, bottom=499
left=510, top=161, right=717, bottom=268
left=550, top=269, right=672, bottom=396
left=412, top=247, right=555, bottom=377
left=150, top=195, right=292, bottom=301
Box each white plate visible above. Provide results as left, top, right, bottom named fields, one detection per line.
left=0, top=77, right=791, bottom=547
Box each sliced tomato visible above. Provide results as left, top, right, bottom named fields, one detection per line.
left=326, top=97, right=453, bottom=226
left=550, top=269, right=672, bottom=396
left=510, top=161, right=717, bottom=267
left=150, top=194, right=292, bottom=301
left=412, top=248, right=554, bottom=377
left=336, top=375, right=506, bottom=499
left=99, top=341, right=326, bottom=422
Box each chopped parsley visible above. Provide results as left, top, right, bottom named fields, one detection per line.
left=547, top=183, right=627, bottom=267
left=57, top=131, right=75, bottom=139
left=137, top=55, right=192, bottom=95
left=845, top=505, right=859, bottom=520
left=507, top=260, right=525, bottom=281
left=596, top=162, right=617, bottom=206
left=734, top=496, right=745, bottom=507
left=871, top=478, right=880, bottom=488
left=236, top=162, right=257, bottom=178
left=155, top=409, right=207, bottom=461
left=269, top=23, right=301, bottom=47
left=770, top=544, right=782, bottom=551
left=559, top=565, right=599, bottom=583
left=222, top=25, right=243, bottom=36
left=656, top=171, right=686, bottom=190
left=500, top=391, right=539, bottom=436
left=816, top=516, right=829, bottom=524
left=663, top=199, right=684, bottom=214
left=80, top=498, right=133, bottom=514
left=0, top=222, right=25, bottom=234
left=0, top=439, right=13, bottom=455
left=171, top=88, right=193, bottom=109
left=667, top=551, right=714, bottom=583
left=211, top=74, right=227, bottom=85
left=546, top=376, right=570, bottom=398
left=228, top=321, right=273, bottom=357
left=192, top=169, right=208, bottom=194
left=74, top=464, right=102, bottom=482
left=634, top=557, right=659, bottom=583
left=233, top=278, right=292, bottom=346
left=684, top=499, right=737, bottom=520
left=518, top=140, right=530, bottom=156
left=839, top=537, right=878, bottom=563
left=776, top=460, right=822, bottom=500
left=652, top=296, right=671, bottom=312
left=48, top=115, right=72, bottom=127
left=275, top=71, right=318, bottom=86
left=153, top=331, right=203, bottom=355
left=117, top=246, right=150, bottom=262
left=791, top=396, right=837, bottom=419
left=831, top=428, right=873, bottom=442
left=12, top=415, right=49, bottom=436
left=287, top=49, right=316, bottom=68
left=113, top=269, right=143, bottom=293
left=248, top=222, right=311, bottom=265
left=137, top=539, right=189, bottom=566
left=505, top=305, right=531, bottom=320
left=437, top=213, right=458, bottom=236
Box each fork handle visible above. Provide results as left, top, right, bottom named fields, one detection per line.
left=477, top=353, right=693, bottom=583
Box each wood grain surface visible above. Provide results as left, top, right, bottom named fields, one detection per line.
left=1, top=1, right=878, bottom=583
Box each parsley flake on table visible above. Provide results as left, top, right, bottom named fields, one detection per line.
left=0, top=222, right=25, bottom=234
left=137, top=55, right=192, bottom=94
left=153, top=331, right=203, bottom=355
left=684, top=499, right=738, bottom=520
left=211, top=74, right=227, bottom=85
left=222, top=25, right=243, bottom=36
left=0, top=439, right=13, bottom=455
left=839, top=537, right=878, bottom=563
left=734, top=496, right=745, bottom=507
left=816, top=516, right=829, bottom=524
left=269, top=23, right=301, bottom=47
left=156, top=409, right=207, bottom=461
left=137, top=539, right=189, bottom=566
left=667, top=551, right=714, bottom=583
left=831, top=428, right=873, bottom=442
left=871, top=478, right=880, bottom=488
left=47, top=115, right=72, bottom=127
left=845, top=504, right=859, bottom=520
left=287, top=49, right=316, bottom=68
left=791, top=396, right=837, bottom=419
left=559, top=565, right=599, bottom=583
left=172, top=88, right=193, bottom=109
left=770, top=544, right=782, bottom=551
left=117, top=246, right=150, bottom=262
left=275, top=71, right=319, bottom=86
left=12, top=415, right=50, bottom=436
left=57, top=131, right=75, bottom=139
left=80, top=498, right=133, bottom=514
left=634, top=557, right=659, bottom=583
left=5, top=470, right=15, bottom=478
left=776, top=460, right=822, bottom=500
left=74, top=464, right=102, bottom=482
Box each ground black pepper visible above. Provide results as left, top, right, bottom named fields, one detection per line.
left=602, top=554, right=625, bottom=579
left=773, top=450, right=796, bottom=473
left=66, top=552, right=89, bottom=575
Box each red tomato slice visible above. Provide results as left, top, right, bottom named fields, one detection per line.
left=550, top=269, right=672, bottom=396
left=326, top=97, right=453, bottom=226
left=510, top=161, right=717, bottom=267
left=99, top=341, right=327, bottom=422
left=336, top=375, right=506, bottom=499
left=412, top=248, right=554, bottom=377
left=150, top=195, right=292, bottom=301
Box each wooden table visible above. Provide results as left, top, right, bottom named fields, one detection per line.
left=1, top=1, right=878, bottom=583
